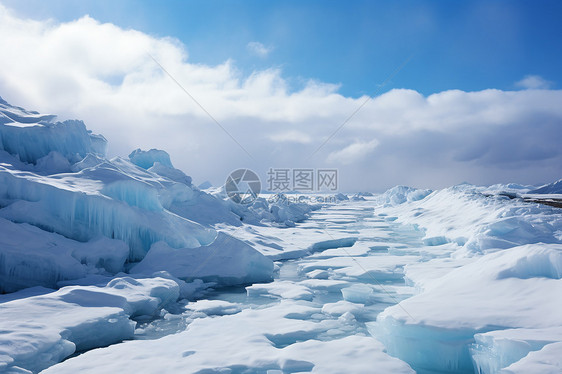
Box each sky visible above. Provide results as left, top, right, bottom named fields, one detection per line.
left=0, top=0, right=561, bottom=191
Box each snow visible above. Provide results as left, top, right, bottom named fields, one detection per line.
left=501, top=341, right=562, bottom=374
left=376, top=185, right=432, bottom=206
left=369, top=244, right=562, bottom=372
left=130, top=232, right=274, bottom=286
left=41, top=300, right=415, bottom=374
left=530, top=179, right=562, bottom=194
left=0, top=277, right=180, bottom=373
left=378, top=184, right=562, bottom=253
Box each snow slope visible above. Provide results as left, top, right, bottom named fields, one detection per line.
left=530, top=179, right=562, bottom=194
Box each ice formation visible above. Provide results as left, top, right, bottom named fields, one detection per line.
left=130, top=232, right=274, bottom=286
left=365, top=184, right=562, bottom=373
left=0, top=276, right=180, bottom=373
left=0, top=98, right=106, bottom=164
left=0, top=98, right=273, bottom=292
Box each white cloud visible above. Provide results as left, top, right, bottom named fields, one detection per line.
left=0, top=4, right=561, bottom=191
left=515, top=75, right=553, bottom=90
left=246, top=41, right=272, bottom=58
left=327, top=139, right=379, bottom=165
left=269, top=130, right=312, bottom=144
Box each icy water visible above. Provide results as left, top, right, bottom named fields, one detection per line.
left=133, top=200, right=430, bottom=372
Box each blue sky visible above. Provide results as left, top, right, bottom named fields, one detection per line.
left=1, top=1, right=562, bottom=191
left=4, top=0, right=561, bottom=97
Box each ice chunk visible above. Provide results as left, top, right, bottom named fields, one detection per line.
left=377, top=185, right=432, bottom=206
left=70, top=153, right=105, bottom=172
left=130, top=232, right=274, bottom=286
left=0, top=162, right=216, bottom=261
left=422, top=235, right=449, bottom=246
left=341, top=284, right=375, bottom=304
left=184, top=300, right=242, bottom=316
left=0, top=217, right=130, bottom=292
left=0, top=277, right=179, bottom=373
left=501, top=341, right=562, bottom=374
left=305, top=269, right=330, bottom=279
left=309, top=237, right=358, bottom=253
left=0, top=99, right=106, bottom=163
left=246, top=281, right=314, bottom=300
left=470, top=327, right=562, bottom=374
left=369, top=244, right=562, bottom=373
left=148, top=161, right=192, bottom=185
left=128, top=148, right=173, bottom=170
left=35, top=151, right=72, bottom=174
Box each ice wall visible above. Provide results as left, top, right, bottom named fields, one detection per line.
left=0, top=98, right=106, bottom=164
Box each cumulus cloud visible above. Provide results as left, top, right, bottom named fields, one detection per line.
left=515, top=75, right=553, bottom=90
left=246, top=41, right=272, bottom=57
left=0, top=4, right=561, bottom=191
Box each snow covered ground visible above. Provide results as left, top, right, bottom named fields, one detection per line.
left=1, top=97, right=562, bottom=373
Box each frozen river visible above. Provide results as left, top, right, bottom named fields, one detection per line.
left=45, top=199, right=426, bottom=373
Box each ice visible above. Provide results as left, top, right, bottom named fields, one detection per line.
left=0, top=96, right=56, bottom=124
left=341, top=284, right=375, bottom=304
left=147, top=161, right=193, bottom=185
left=246, top=280, right=314, bottom=300
left=42, top=299, right=414, bottom=374
left=0, top=155, right=216, bottom=261
left=0, top=217, right=128, bottom=292
left=184, top=299, right=242, bottom=316
left=376, top=185, right=432, bottom=206
left=299, top=254, right=418, bottom=281
left=308, top=237, right=358, bottom=253
left=0, top=98, right=275, bottom=293
left=35, top=151, right=72, bottom=174
left=130, top=232, right=274, bottom=286
left=321, top=300, right=365, bottom=317
left=0, top=99, right=106, bottom=164
left=501, top=341, right=562, bottom=374
left=379, top=184, right=562, bottom=254
left=128, top=148, right=173, bottom=170
left=368, top=244, right=562, bottom=373
left=471, top=327, right=562, bottom=374
left=0, top=277, right=180, bottom=373
left=259, top=194, right=321, bottom=226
